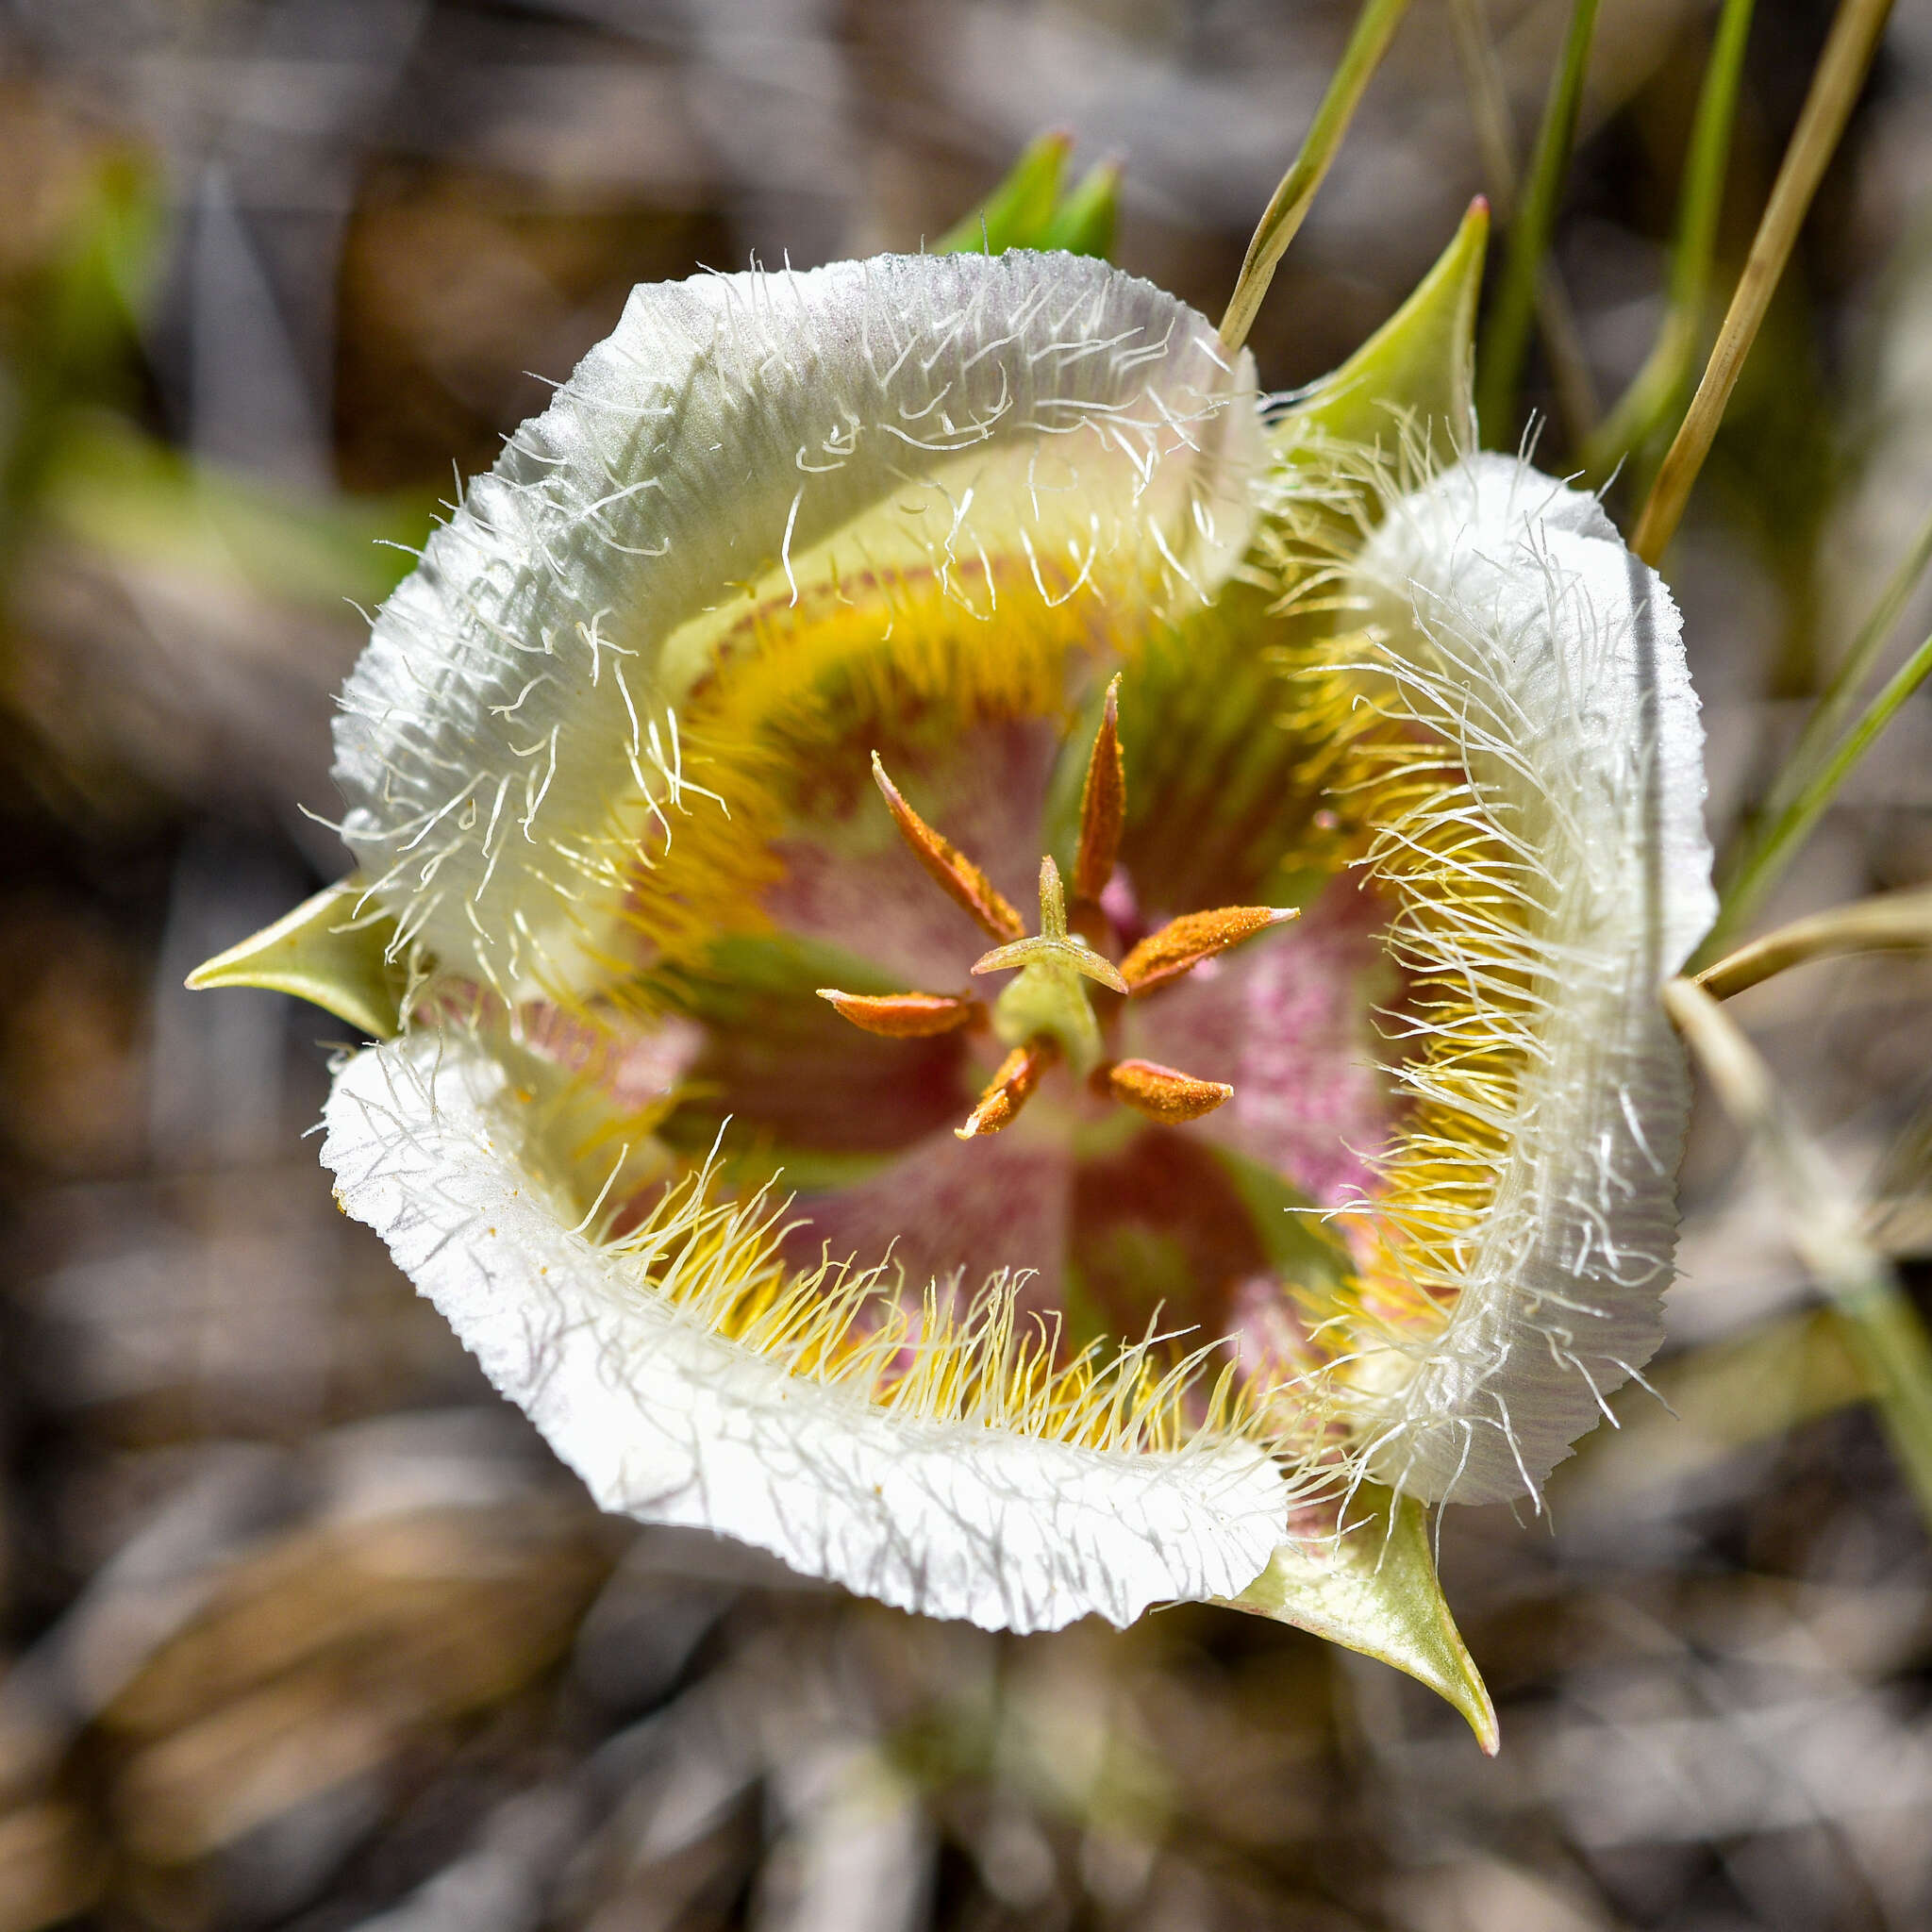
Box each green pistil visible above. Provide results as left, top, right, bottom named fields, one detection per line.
left=974, top=856, right=1123, bottom=1076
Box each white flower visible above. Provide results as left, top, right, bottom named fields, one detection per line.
left=332, top=254, right=1259, bottom=1004
left=203, top=225, right=1712, bottom=1704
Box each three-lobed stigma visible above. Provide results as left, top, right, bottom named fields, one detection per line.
left=818, top=675, right=1297, bottom=1140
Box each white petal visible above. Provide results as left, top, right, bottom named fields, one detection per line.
left=1348, top=453, right=1716, bottom=1505
left=333, top=253, right=1261, bottom=1001
left=320, top=1030, right=1289, bottom=1632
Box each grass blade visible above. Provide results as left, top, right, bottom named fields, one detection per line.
left=1219, top=0, right=1412, bottom=353
left=1632, top=0, right=1894, bottom=563
left=1584, top=0, right=1757, bottom=482
left=1447, top=0, right=1598, bottom=444
left=1707, top=619, right=1932, bottom=957
left=1666, top=978, right=1932, bottom=1536
left=1704, top=503, right=1932, bottom=958
left=1445, top=0, right=1518, bottom=223
left=1766, top=499, right=1932, bottom=811
left=1474, top=0, right=1601, bottom=443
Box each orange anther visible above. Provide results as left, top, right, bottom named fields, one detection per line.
left=817, top=989, right=985, bottom=1038
left=1073, top=674, right=1126, bottom=905
left=1101, top=1058, right=1233, bottom=1124
left=957, top=1039, right=1059, bottom=1140
left=1119, top=905, right=1298, bottom=995
left=871, top=753, right=1025, bottom=942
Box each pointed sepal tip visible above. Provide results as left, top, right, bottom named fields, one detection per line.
left=186, top=876, right=407, bottom=1041
left=1223, top=1483, right=1498, bottom=1755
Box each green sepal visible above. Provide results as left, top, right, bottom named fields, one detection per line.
left=1036, top=162, right=1121, bottom=259
left=1223, top=1482, right=1498, bottom=1754
left=1275, top=197, right=1490, bottom=471
left=934, top=135, right=1122, bottom=261
left=935, top=132, right=1071, bottom=256
left=187, top=877, right=407, bottom=1040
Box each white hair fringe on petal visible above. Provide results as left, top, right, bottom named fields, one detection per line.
left=320, top=1029, right=1291, bottom=1632
left=329, top=253, right=1265, bottom=1008
left=1340, top=453, right=1716, bottom=1507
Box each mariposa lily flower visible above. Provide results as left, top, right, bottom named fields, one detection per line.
left=195, top=202, right=1713, bottom=1743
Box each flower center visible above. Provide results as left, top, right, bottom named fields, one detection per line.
left=582, top=566, right=1413, bottom=1398
left=814, top=683, right=1296, bottom=1141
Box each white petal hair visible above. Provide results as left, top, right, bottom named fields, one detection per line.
left=321, top=1029, right=1291, bottom=1632
left=1341, top=453, right=1715, bottom=1507
left=333, top=253, right=1263, bottom=1003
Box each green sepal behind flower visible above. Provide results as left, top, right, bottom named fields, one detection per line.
left=1037, top=160, right=1121, bottom=259
left=1214, top=1149, right=1492, bottom=1743
left=1224, top=1484, right=1498, bottom=1755
left=186, top=876, right=406, bottom=1040
left=1274, top=196, right=1490, bottom=472
left=934, top=131, right=1121, bottom=260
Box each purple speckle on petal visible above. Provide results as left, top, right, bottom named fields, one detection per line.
left=781, top=1125, right=1072, bottom=1313
left=1124, top=878, right=1396, bottom=1207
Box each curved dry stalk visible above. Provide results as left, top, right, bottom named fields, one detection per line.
left=1696, top=887, right=1932, bottom=1000
left=1632, top=0, right=1895, bottom=563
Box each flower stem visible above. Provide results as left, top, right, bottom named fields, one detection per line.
left=1219, top=0, right=1412, bottom=353
left=1631, top=0, right=1893, bottom=565
left=1666, top=978, right=1932, bottom=1537
left=1474, top=0, right=1601, bottom=444
left=1584, top=0, right=1757, bottom=484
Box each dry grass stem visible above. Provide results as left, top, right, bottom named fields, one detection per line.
left=1632, top=0, right=1895, bottom=562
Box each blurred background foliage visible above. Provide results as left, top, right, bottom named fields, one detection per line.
left=1, top=2, right=1931, bottom=1927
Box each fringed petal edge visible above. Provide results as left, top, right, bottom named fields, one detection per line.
left=1343, top=453, right=1716, bottom=1506
left=320, top=1030, right=1290, bottom=1632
